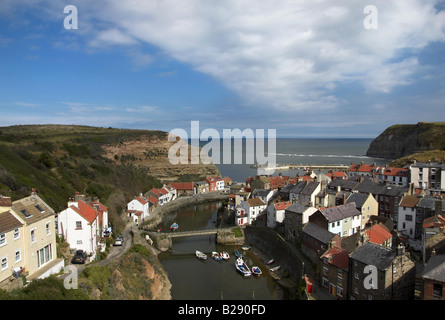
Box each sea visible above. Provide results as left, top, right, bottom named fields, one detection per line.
left=194, top=138, right=390, bottom=183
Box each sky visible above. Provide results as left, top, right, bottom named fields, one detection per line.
left=0, top=0, right=444, bottom=138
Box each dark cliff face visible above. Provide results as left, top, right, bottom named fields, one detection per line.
left=366, top=122, right=445, bottom=159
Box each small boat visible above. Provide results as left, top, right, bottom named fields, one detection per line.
left=235, top=258, right=251, bottom=277
left=252, top=266, right=262, bottom=276
left=267, top=258, right=275, bottom=265
left=270, top=266, right=281, bottom=272
left=234, top=249, right=245, bottom=259
left=170, top=223, right=178, bottom=231
left=212, top=252, right=222, bottom=261
left=196, top=251, right=207, bottom=260
left=241, top=245, right=250, bottom=251
left=220, top=252, right=230, bottom=260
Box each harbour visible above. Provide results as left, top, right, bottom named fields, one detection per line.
left=156, top=201, right=296, bottom=300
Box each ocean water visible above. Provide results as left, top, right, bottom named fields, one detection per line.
left=196, top=138, right=389, bottom=183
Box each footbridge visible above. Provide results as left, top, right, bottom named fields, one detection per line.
left=147, top=227, right=233, bottom=239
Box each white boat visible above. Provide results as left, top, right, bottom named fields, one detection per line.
left=270, top=266, right=281, bottom=272
left=235, top=258, right=251, bottom=277
left=212, top=252, right=222, bottom=261
left=196, top=251, right=207, bottom=260
left=267, top=258, right=275, bottom=265
left=241, top=245, right=250, bottom=251
left=220, top=251, right=230, bottom=260
left=252, top=266, right=262, bottom=276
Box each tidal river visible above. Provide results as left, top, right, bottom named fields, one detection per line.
left=157, top=201, right=293, bottom=300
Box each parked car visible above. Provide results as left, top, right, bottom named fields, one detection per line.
left=113, top=236, right=124, bottom=246
left=71, top=250, right=87, bottom=264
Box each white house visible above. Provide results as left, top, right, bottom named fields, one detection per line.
left=267, top=201, right=291, bottom=228
left=127, top=194, right=150, bottom=223
left=410, top=162, right=445, bottom=191
left=57, top=197, right=108, bottom=261
left=317, top=203, right=362, bottom=237
left=251, top=189, right=274, bottom=205
left=236, top=198, right=267, bottom=226
left=397, top=195, right=420, bottom=242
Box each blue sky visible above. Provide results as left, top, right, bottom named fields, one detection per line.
left=1, top=0, right=445, bottom=138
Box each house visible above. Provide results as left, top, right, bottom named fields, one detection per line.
left=251, top=189, right=274, bottom=205
left=249, top=175, right=270, bottom=192
left=396, top=195, right=421, bottom=242
left=267, top=201, right=291, bottom=228
left=195, top=181, right=209, bottom=194
left=127, top=194, right=149, bottom=223
left=320, top=246, right=350, bottom=299
left=57, top=196, right=109, bottom=260
left=348, top=242, right=416, bottom=300
left=167, top=182, right=195, bottom=196
left=234, top=191, right=251, bottom=207
left=284, top=203, right=318, bottom=242
left=268, top=175, right=287, bottom=190
left=206, top=176, right=224, bottom=191
left=410, top=161, right=445, bottom=191
left=423, top=214, right=445, bottom=264
left=12, top=192, right=64, bottom=281
left=345, top=192, right=378, bottom=230
left=421, top=253, right=445, bottom=300
left=236, top=198, right=267, bottom=226
left=310, top=203, right=362, bottom=238
left=301, top=222, right=341, bottom=263
left=326, top=179, right=359, bottom=207
left=373, top=166, right=410, bottom=187
left=348, top=162, right=375, bottom=180
left=326, top=171, right=348, bottom=181
left=363, top=223, right=393, bottom=247
left=376, top=184, right=408, bottom=220
left=0, top=207, right=25, bottom=285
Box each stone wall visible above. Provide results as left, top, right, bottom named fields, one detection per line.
left=244, top=226, right=303, bottom=283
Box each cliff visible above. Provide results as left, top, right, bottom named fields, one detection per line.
left=0, top=125, right=220, bottom=229
left=366, top=122, right=445, bottom=159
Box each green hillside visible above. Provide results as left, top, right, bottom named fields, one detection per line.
left=0, top=125, right=164, bottom=230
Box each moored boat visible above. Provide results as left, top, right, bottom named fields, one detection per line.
left=212, top=251, right=222, bottom=261
left=196, top=250, right=207, bottom=260
left=234, top=249, right=244, bottom=259
left=252, top=266, right=262, bottom=276
left=235, top=258, right=251, bottom=277
left=267, top=258, right=274, bottom=265
left=170, top=222, right=179, bottom=231
left=220, top=251, right=230, bottom=260
left=241, top=245, right=250, bottom=251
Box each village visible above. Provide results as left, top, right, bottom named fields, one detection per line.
left=1, top=161, right=445, bottom=300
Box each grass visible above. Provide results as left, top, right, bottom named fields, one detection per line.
left=232, top=227, right=244, bottom=238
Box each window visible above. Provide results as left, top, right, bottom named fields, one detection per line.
left=37, top=244, right=52, bottom=268
left=433, top=284, right=443, bottom=297
left=21, top=209, right=32, bottom=218
left=0, top=233, right=6, bottom=246
left=31, top=229, right=36, bottom=242
left=46, top=222, right=50, bottom=235
left=13, top=228, right=20, bottom=239
left=15, top=250, right=21, bottom=263
left=76, top=221, right=82, bottom=229
left=1, top=257, right=7, bottom=270
left=35, top=205, right=45, bottom=213
left=405, top=215, right=413, bottom=222
left=337, top=286, right=344, bottom=297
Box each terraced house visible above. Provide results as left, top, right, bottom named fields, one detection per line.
left=0, top=192, right=64, bottom=289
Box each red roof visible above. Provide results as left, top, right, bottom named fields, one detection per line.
left=321, top=246, right=349, bottom=271
left=274, top=201, right=291, bottom=211
left=148, top=196, right=158, bottom=204
left=136, top=196, right=148, bottom=205
left=70, top=199, right=99, bottom=224
left=169, top=182, right=195, bottom=190
left=364, top=224, right=392, bottom=245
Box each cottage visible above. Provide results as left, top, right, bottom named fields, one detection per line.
left=167, top=182, right=195, bottom=196
left=397, top=195, right=421, bottom=242
left=284, top=203, right=318, bottom=242
left=57, top=196, right=109, bottom=260
left=421, top=254, right=445, bottom=300
left=301, top=222, right=341, bottom=263
left=373, top=166, right=410, bottom=187
left=345, top=192, right=378, bottom=230
left=311, top=203, right=362, bottom=237
left=195, top=181, right=209, bottom=194
left=320, top=246, right=350, bottom=299
left=348, top=242, right=415, bottom=300
left=410, top=161, right=445, bottom=191
left=251, top=189, right=274, bottom=205
left=266, top=201, right=291, bottom=228
left=236, top=198, right=267, bottom=226
left=363, top=223, right=393, bottom=247
left=127, top=194, right=149, bottom=224
left=206, top=176, right=224, bottom=191
left=12, top=192, right=64, bottom=281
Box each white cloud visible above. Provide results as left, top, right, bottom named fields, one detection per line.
left=83, top=0, right=444, bottom=112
